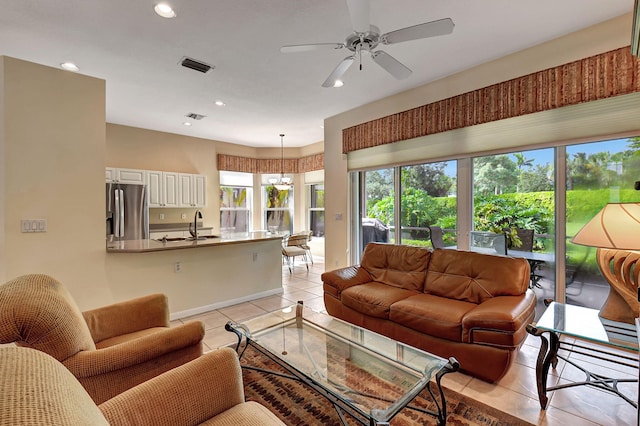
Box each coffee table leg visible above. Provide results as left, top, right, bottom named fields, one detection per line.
left=427, top=357, right=460, bottom=426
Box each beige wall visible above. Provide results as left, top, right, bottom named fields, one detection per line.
left=1, top=56, right=111, bottom=305
left=323, top=13, right=637, bottom=269
left=0, top=58, right=317, bottom=315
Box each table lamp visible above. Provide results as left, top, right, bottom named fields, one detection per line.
left=570, top=202, right=640, bottom=325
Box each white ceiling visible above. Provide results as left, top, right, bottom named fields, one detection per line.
left=0, top=0, right=633, bottom=148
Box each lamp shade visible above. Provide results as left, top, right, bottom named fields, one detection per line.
left=571, top=203, right=640, bottom=250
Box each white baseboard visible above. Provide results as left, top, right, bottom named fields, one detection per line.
left=170, top=287, right=283, bottom=321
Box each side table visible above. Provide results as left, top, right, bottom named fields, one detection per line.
left=526, top=300, right=638, bottom=410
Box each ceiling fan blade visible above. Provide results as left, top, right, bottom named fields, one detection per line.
left=322, top=56, right=355, bottom=87
left=346, top=0, right=370, bottom=34
left=280, top=43, right=345, bottom=53
left=382, top=18, right=454, bottom=45
left=371, top=51, right=411, bottom=80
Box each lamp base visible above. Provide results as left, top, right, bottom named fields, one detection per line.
left=596, top=248, right=640, bottom=325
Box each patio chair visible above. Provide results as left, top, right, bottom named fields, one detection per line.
left=428, top=226, right=444, bottom=249
left=514, top=228, right=543, bottom=288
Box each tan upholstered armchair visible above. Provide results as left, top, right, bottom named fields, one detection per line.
left=1, top=346, right=285, bottom=425
left=0, top=273, right=205, bottom=404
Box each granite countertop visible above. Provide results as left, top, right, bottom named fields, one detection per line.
left=107, top=231, right=283, bottom=253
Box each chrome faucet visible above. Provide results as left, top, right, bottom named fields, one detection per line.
left=189, top=210, right=203, bottom=240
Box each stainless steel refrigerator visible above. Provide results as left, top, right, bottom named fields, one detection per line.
left=106, top=183, right=149, bottom=241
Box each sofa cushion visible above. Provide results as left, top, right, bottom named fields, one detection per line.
left=360, top=243, right=430, bottom=292
left=342, top=282, right=417, bottom=319
left=424, top=249, right=530, bottom=304
left=389, top=294, right=476, bottom=342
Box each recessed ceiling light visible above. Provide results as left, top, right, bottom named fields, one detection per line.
left=333, top=80, right=344, bottom=88
left=154, top=3, right=176, bottom=18
left=182, top=122, right=192, bottom=126
left=215, top=100, right=226, bottom=107
left=60, top=62, right=79, bottom=72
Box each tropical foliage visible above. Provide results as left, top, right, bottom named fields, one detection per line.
left=364, top=138, right=640, bottom=256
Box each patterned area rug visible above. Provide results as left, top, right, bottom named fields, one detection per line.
left=240, top=344, right=533, bottom=426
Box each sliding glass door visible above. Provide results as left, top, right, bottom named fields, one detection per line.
left=565, top=137, right=640, bottom=310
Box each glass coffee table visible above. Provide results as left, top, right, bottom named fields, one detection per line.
left=526, top=300, right=638, bottom=410
left=225, top=301, right=459, bottom=426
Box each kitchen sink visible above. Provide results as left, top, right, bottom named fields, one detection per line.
left=155, top=235, right=220, bottom=243
left=156, top=237, right=188, bottom=242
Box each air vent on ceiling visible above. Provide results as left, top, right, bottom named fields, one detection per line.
left=185, top=113, right=206, bottom=120
left=180, top=57, right=214, bottom=73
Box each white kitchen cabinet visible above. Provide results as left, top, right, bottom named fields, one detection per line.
left=105, top=167, right=145, bottom=184
left=179, top=173, right=206, bottom=207
left=147, top=171, right=180, bottom=208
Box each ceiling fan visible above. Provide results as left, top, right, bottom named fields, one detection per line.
left=280, top=0, right=454, bottom=87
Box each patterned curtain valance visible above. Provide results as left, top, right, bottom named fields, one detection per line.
left=217, top=153, right=324, bottom=174
left=343, top=46, right=640, bottom=154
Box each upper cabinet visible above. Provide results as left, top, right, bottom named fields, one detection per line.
left=147, top=171, right=180, bottom=208
left=179, top=173, right=206, bottom=208
left=105, top=167, right=146, bottom=185
left=106, top=167, right=206, bottom=208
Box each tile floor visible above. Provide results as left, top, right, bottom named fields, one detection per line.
left=174, top=257, right=638, bottom=426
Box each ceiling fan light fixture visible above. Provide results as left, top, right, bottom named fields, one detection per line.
left=154, top=3, right=176, bottom=18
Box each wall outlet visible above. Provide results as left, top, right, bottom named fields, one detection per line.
left=159, top=213, right=165, bottom=220
left=174, top=261, right=181, bottom=273
left=181, top=213, right=187, bottom=219
left=252, top=252, right=258, bottom=262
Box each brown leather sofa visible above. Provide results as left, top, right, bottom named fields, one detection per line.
left=322, top=243, right=536, bottom=382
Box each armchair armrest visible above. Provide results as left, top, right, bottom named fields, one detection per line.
left=83, top=294, right=169, bottom=343
left=322, top=266, right=372, bottom=298
left=63, top=321, right=205, bottom=378
left=99, top=347, right=244, bottom=425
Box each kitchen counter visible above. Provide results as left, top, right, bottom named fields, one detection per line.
left=107, top=231, right=283, bottom=253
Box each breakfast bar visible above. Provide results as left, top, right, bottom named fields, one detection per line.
left=105, top=232, right=284, bottom=319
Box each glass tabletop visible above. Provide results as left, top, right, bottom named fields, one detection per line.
left=535, top=302, right=639, bottom=351
left=228, top=303, right=449, bottom=421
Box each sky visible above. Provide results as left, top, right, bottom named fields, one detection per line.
left=440, top=137, right=633, bottom=177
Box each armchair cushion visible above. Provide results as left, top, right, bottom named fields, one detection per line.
left=0, top=273, right=96, bottom=360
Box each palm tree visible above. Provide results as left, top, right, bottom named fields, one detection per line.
left=514, top=152, right=534, bottom=192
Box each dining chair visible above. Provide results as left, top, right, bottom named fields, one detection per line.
left=282, top=233, right=309, bottom=273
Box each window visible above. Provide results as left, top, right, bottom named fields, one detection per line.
left=565, top=137, right=640, bottom=310
left=220, top=186, right=250, bottom=232
left=264, top=185, right=292, bottom=234
left=309, top=184, right=325, bottom=237
left=361, top=168, right=394, bottom=249
left=219, top=171, right=253, bottom=233
left=400, top=161, right=456, bottom=248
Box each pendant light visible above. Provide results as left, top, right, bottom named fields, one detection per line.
left=268, top=134, right=292, bottom=190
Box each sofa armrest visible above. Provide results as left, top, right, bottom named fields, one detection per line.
left=99, top=347, right=244, bottom=425
left=62, top=321, right=205, bottom=378
left=83, top=294, right=169, bottom=343
left=322, top=266, right=372, bottom=298
left=462, top=290, right=536, bottom=342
